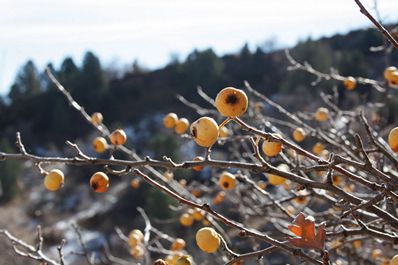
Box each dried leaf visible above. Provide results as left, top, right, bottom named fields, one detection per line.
left=288, top=212, right=326, bottom=250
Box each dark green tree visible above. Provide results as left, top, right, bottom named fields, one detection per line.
left=76, top=52, right=107, bottom=110
left=8, top=60, right=41, bottom=102
left=0, top=138, right=21, bottom=203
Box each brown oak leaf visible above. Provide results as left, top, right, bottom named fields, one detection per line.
left=288, top=212, right=326, bottom=250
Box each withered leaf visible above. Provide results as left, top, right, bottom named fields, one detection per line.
left=288, top=212, right=326, bottom=250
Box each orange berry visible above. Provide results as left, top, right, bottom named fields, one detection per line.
left=130, top=245, right=144, bottom=259
left=166, top=254, right=182, bottom=265
left=268, top=164, right=288, bottom=186
left=389, top=71, right=398, bottom=88
left=315, top=107, right=329, bottom=122
left=163, top=112, right=178, bottom=129
left=128, top=233, right=141, bottom=248
left=192, top=156, right=204, bottom=171
left=176, top=256, right=192, bottom=265
left=257, top=180, right=267, bottom=189
left=388, top=127, right=398, bottom=152
left=262, top=134, right=282, bottom=157
left=179, top=213, right=194, bottom=227
left=190, top=117, right=219, bottom=147
left=164, top=171, right=174, bottom=181
left=219, top=126, right=230, bottom=138
left=179, top=179, right=187, bottom=187
left=171, top=238, right=186, bottom=251
left=218, top=171, right=237, bottom=190
left=90, top=172, right=109, bottom=193
left=312, top=142, right=325, bottom=155
left=202, top=219, right=211, bottom=226
left=92, top=136, right=108, bottom=153
left=195, top=227, right=220, bottom=253
left=352, top=240, right=361, bottom=249
left=212, top=191, right=226, bottom=205
left=129, top=229, right=144, bottom=242
left=175, top=118, right=190, bottom=134
left=44, top=169, right=64, bottom=191
left=110, top=129, right=127, bottom=145
left=215, top=87, right=248, bottom=117
left=343, top=76, right=356, bottom=90
left=332, top=175, right=342, bottom=185
left=130, top=178, right=140, bottom=189
left=371, top=249, right=382, bottom=259
left=91, top=112, right=103, bottom=125
left=384, top=66, right=397, bottom=81
left=292, top=128, right=306, bottom=142
left=192, top=209, right=205, bottom=221
left=191, top=189, right=202, bottom=198
left=390, top=255, right=398, bottom=265
left=294, top=191, right=309, bottom=204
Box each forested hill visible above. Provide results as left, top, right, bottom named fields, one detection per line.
left=2, top=26, right=397, bottom=148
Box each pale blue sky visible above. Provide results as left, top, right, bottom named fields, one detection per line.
left=1, top=0, right=398, bottom=94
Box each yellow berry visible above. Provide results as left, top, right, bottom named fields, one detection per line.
left=179, top=213, right=194, bottom=227
left=110, top=129, right=127, bottom=145
left=195, top=227, right=220, bottom=253
left=262, top=134, right=282, bottom=157
left=312, top=142, right=325, bottom=155
left=292, top=128, right=306, bottom=142
left=343, top=76, right=356, bottom=90
left=388, top=127, right=398, bottom=152
left=218, top=171, right=237, bottom=190
left=192, top=156, right=204, bottom=171
left=44, top=169, right=64, bottom=191
left=91, top=112, right=103, bottom=125
left=219, top=126, right=230, bottom=138
left=215, top=87, right=248, bottom=117
left=190, top=117, right=219, bottom=147
left=212, top=191, right=226, bottom=205
left=163, top=113, right=178, bottom=129
left=171, top=238, right=186, bottom=251
left=92, top=136, right=108, bottom=153
left=130, top=178, right=140, bottom=189
left=176, top=256, right=192, bottom=265
left=315, top=107, right=329, bottom=122
left=175, top=118, right=190, bottom=134
left=268, top=164, right=288, bottom=186
left=192, top=209, right=205, bottom=221
left=90, top=172, right=109, bottom=193
left=390, top=255, right=398, bottom=265
left=384, top=66, right=397, bottom=81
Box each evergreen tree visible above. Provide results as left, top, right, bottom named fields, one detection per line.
left=0, top=138, right=21, bottom=203
left=77, top=52, right=107, bottom=110
left=8, top=60, right=41, bottom=102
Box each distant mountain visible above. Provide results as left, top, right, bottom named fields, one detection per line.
left=1, top=25, right=397, bottom=148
